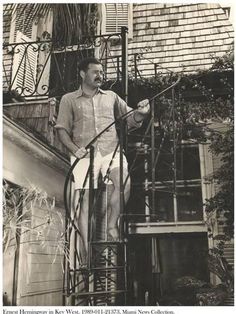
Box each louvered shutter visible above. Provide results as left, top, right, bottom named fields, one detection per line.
left=12, top=31, right=38, bottom=96
left=102, top=3, right=133, bottom=37
left=106, top=4, right=128, bottom=33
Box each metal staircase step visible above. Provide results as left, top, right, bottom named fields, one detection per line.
left=69, top=289, right=127, bottom=297
left=91, top=240, right=126, bottom=245
left=69, top=265, right=125, bottom=272
left=91, top=266, right=125, bottom=271
left=64, top=185, right=128, bottom=306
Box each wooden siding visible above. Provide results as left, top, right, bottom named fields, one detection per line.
left=3, top=4, right=234, bottom=88
left=17, top=202, right=65, bottom=305
left=3, top=100, right=68, bottom=157
left=106, top=3, right=234, bottom=78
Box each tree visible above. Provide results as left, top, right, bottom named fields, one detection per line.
left=11, top=3, right=97, bottom=44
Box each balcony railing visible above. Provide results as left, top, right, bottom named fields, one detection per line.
left=3, top=32, right=168, bottom=101
left=3, top=33, right=124, bottom=100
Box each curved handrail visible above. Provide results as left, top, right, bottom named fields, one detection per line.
left=63, top=75, right=182, bottom=216
left=63, top=109, right=134, bottom=216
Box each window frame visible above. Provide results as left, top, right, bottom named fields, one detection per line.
left=152, top=140, right=205, bottom=223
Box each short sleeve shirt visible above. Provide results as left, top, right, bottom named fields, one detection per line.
left=55, top=88, right=141, bottom=156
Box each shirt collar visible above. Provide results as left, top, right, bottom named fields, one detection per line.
left=75, top=87, right=107, bottom=98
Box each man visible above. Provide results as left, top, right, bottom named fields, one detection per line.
left=55, top=57, right=150, bottom=264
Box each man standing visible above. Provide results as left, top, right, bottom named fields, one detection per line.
left=55, top=57, right=150, bottom=264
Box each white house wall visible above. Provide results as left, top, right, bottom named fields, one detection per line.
left=3, top=116, right=70, bottom=305
left=3, top=116, right=69, bottom=201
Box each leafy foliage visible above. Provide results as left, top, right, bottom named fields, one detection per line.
left=122, top=50, right=234, bottom=298
left=104, top=47, right=234, bottom=239
left=211, top=47, right=234, bottom=71
left=161, top=275, right=229, bottom=305
left=205, top=125, right=234, bottom=238
left=2, top=180, right=68, bottom=264
left=12, top=3, right=97, bottom=44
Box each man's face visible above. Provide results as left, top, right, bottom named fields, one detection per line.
left=81, top=63, right=104, bottom=89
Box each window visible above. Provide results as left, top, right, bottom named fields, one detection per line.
left=154, top=141, right=203, bottom=222
left=101, top=3, right=133, bottom=38
left=127, top=140, right=204, bottom=223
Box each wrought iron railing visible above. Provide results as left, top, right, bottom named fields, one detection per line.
left=3, top=31, right=172, bottom=101
left=3, top=32, right=125, bottom=100
left=61, top=77, right=208, bottom=305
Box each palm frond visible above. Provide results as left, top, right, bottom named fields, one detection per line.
left=13, top=3, right=97, bottom=44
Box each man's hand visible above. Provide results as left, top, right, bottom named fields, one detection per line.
left=134, top=99, right=150, bottom=123
left=137, top=99, right=150, bottom=115
left=74, top=147, right=88, bottom=159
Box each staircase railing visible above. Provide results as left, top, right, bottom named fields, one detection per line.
left=62, top=77, right=182, bottom=305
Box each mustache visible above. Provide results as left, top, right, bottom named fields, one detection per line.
left=95, top=77, right=102, bottom=82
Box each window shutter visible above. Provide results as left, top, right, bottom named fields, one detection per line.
left=12, top=31, right=38, bottom=96
left=102, top=3, right=133, bottom=38
left=106, top=4, right=128, bottom=33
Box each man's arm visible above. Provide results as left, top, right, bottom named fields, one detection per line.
left=55, top=95, right=87, bottom=159
left=125, top=99, right=150, bottom=129
left=115, top=94, right=150, bottom=128
left=57, top=129, right=87, bottom=159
